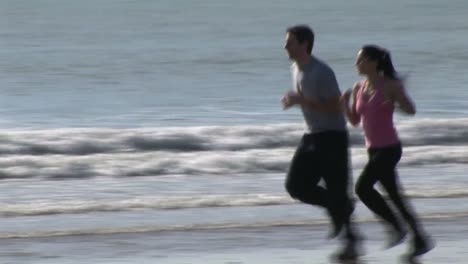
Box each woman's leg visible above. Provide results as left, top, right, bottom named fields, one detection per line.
left=355, top=148, right=405, bottom=246
left=378, top=145, right=433, bottom=255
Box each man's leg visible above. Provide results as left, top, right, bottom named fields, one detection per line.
left=319, top=131, right=357, bottom=240
left=285, top=134, right=326, bottom=207
left=320, top=131, right=360, bottom=261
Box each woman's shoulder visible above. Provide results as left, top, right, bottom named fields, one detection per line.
left=384, top=78, right=403, bottom=89
left=352, top=80, right=365, bottom=92
left=383, top=78, right=406, bottom=101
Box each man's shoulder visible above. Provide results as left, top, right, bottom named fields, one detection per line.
left=312, top=56, right=335, bottom=75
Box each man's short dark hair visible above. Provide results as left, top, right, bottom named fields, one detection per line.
left=286, top=25, right=314, bottom=54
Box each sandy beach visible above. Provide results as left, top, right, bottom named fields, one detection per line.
left=0, top=216, right=466, bottom=264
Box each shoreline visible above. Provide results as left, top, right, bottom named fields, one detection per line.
left=0, top=217, right=467, bottom=264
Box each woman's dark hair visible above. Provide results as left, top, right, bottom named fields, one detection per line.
left=286, top=25, right=314, bottom=54
left=361, top=45, right=398, bottom=80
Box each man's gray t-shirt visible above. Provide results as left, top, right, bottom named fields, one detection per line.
left=292, top=56, right=346, bottom=133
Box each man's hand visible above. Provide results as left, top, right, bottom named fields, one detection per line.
left=281, top=91, right=302, bottom=109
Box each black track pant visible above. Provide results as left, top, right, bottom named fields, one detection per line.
left=355, top=144, right=423, bottom=237
left=285, top=131, right=356, bottom=241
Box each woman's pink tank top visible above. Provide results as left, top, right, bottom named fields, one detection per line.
left=355, top=80, right=399, bottom=148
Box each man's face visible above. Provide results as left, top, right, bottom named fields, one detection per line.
left=284, top=32, right=306, bottom=60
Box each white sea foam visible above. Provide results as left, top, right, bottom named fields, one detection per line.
left=0, top=118, right=466, bottom=179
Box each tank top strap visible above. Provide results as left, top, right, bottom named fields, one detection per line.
left=360, top=80, right=367, bottom=91
left=356, top=80, right=366, bottom=101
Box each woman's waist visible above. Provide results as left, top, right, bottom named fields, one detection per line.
left=362, top=122, right=398, bottom=142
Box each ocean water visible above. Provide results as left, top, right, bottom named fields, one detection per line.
left=1, top=0, right=468, bottom=263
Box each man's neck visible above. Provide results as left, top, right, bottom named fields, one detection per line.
left=295, top=54, right=312, bottom=69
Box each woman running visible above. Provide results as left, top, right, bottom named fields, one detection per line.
left=342, top=45, right=433, bottom=258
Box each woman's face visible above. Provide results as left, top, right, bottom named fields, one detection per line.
left=355, top=49, right=377, bottom=75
